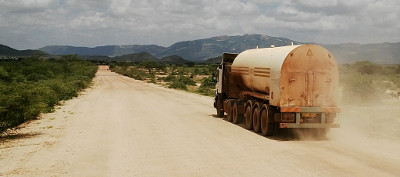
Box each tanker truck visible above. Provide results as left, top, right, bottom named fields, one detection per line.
left=213, top=44, right=340, bottom=136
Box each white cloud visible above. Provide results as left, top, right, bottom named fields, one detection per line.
left=70, top=12, right=107, bottom=29
left=0, top=0, right=399, bottom=49
left=65, top=0, right=110, bottom=10
left=0, top=0, right=58, bottom=13
left=298, top=0, right=339, bottom=7
left=109, top=0, right=131, bottom=15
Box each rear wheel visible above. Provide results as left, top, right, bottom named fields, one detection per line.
left=226, top=101, right=233, bottom=122
left=244, top=101, right=253, bottom=130
left=217, top=109, right=224, bottom=117
left=252, top=102, right=261, bottom=133
left=261, top=105, right=274, bottom=136
left=215, top=95, right=224, bottom=117
left=232, top=102, right=243, bottom=124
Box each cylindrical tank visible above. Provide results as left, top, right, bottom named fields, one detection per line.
left=231, top=44, right=339, bottom=107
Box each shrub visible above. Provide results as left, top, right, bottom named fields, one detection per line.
left=340, top=61, right=400, bottom=104
left=0, top=57, right=97, bottom=132
left=169, top=80, right=188, bottom=90
left=163, top=74, right=176, bottom=82
left=197, top=76, right=215, bottom=96
left=353, top=61, right=382, bottom=75
left=177, top=75, right=196, bottom=86
left=341, top=73, right=378, bottom=104
left=0, top=66, right=8, bottom=81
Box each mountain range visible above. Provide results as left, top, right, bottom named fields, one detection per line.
left=1, top=34, right=399, bottom=64
left=0, top=44, right=47, bottom=57
left=39, top=34, right=300, bottom=62
left=322, top=42, right=400, bottom=64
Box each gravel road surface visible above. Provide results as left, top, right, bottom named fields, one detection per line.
left=1, top=66, right=400, bottom=176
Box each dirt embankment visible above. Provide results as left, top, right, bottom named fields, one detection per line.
left=1, top=66, right=400, bottom=176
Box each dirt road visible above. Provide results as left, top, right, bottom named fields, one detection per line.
left=1, top=66, right=400, bottom=176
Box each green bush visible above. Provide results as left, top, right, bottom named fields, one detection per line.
left=197, top=76, right=215, bottom=96
left=352, top=61, right=382, bottom=75
left=111, top=62, right=216, bottom=94
left=0, top=57, right=97, bottom=132
left=163, top=74, right=176, bottom=82
left=167, top=75, right=196, bottom=90
left=169, top=80, right=188, bottom=90
left=341, top=73, right=378, bottom=103
left=176, top=75, right=196, bottom=86
left=0, top=66, right=9, bottom=80
left=340, top=61, right=400, bottom=104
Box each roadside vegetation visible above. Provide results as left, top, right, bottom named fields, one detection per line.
left=110, top=61, right=217, bottom=96
left=1, top=57, right=397, bottom=133
left=111, top=60, right=400, bottom=105
left=340, top=61, right=400, bottom=104
left=0, top=56, right=97, bottom=132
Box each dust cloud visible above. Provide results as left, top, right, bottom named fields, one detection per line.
left=283, top=95, right=400, bottom=162
left=284, top=92, right=400, bottom=143
left=327, top=96, right=400, bottom=161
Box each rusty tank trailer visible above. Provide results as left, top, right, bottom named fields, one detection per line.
left=214, top=44, right=340, bottom=136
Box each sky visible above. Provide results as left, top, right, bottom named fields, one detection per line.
left=0, top=0, right=399, bottom=50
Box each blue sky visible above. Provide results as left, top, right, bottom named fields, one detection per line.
left=0, top=0, right=399, bottom=49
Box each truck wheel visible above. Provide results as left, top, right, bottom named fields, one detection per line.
left=252, top=102, right=261, bottom=133
left=226, top=101, right=233, bottom=122
left=215, top=95, right=224, bottom=117
left=261, top=105, right=274, bottom=136
left=232, top=102, right=243, bottom=124
left=217, top=109, right=224, bottom=117
left=244, top=101, right=253, bottom=130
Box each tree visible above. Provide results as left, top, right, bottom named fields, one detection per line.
left=353, top=61, right=382, bottom=75
left=0, top=66, right=8, bottom=81
left=139, top=60, right=161, bottom=74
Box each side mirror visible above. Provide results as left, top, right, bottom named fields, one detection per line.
left=212, top=71, right=217, bottom=83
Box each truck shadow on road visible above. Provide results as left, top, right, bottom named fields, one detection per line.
left=267, top=128, right=329, bottom=141
left=211, top=114, right=328, bottom=141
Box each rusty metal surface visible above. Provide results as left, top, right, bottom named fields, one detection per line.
left=241, top=91, right=270, bottom=100
left=279, top=123, right=340, bottom=128
left=230, top=44, right=339, bottom=108
left=231, top=45, right=299, bottom=105
left=280, top=106, right=340, bottom=113
left=280, top=44, right=339, bottom=108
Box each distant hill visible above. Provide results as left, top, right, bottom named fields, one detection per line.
left=322, top=42, right=400, bottom=64
left=160, top=55, right=190, bottom=64
left=112, top=52, right=159, bottom=62
left=202, top=42, right=400, bottom=64
left=155, top=34, right=301, bottom=61
left=204, top=56, right=222, bottom=64
left=80, top=55, right=111, bottom=61
left=38, top=34, right=301, bottom=61
left=39, top=45, right=165, bottom=57
left=0, top=44, right=47, bottom=57
left=5, top=34, right=398, bottom=64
